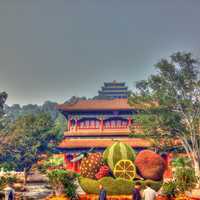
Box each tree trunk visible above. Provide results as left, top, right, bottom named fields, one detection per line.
left=55, top=183, right=64, bottom=196
left=194, top=159, right=200, bottom=188
left=23, top=168, right=28, bottom=185
left=181, top=140, right=200, bottom=188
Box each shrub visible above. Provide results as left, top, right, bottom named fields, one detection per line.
left=134, top=150, right=166, bottom=181
left=162, top=181, right=177, bottom=197
left=45, top=157, right=64, bottom=168
left=38, top=157, right=65, bottom=174
left=128, top=133, right=147, bottom=138
left=174, top=167, right=196, bottom=192
left=0, top=174, right=17, bottom=190
left=47, top=169, right=77, bottom=198
left=172, top=157, right=191, bottom=168
left=141, top=179, right=163, bottom=192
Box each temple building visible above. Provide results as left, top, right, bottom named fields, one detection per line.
left=97, top=81, right=129, bottom=99
left=57, top=81, right=152, bottom=172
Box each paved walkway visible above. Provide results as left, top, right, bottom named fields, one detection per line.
left=22, top=183, right=52, bottom=200
left=15, top=169, right=84, bottom=199
left=19, top=169, right=52, bottom=199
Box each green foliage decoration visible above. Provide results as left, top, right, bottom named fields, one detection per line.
left=78, top=176, right=162, bottom=195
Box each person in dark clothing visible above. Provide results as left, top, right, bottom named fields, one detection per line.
left=99, top=184, right=107, bottom=200
left=132, top=182, right=142, bottom=200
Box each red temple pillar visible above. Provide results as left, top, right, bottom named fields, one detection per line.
left=75, top=117, right=78, bottom=132
left=68, top=116, right=71, bottom=132
left=100, top=117, right=104, bottom=131
left=64, top=154, right=68, bottom=168
left=72, top=154, right=78, bottom=172
left=64, top=154, right=73, bottom=170
left=128, top=116, right=132, bottom=128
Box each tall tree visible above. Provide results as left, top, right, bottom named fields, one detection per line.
left=129, top=52, right=200, bottom=180
left=0, top=92, right=7, bottom=118
left=0, top=113, right=63, bottom=184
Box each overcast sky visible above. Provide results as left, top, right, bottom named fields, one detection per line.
left=1, top=0, right=200, bottom=105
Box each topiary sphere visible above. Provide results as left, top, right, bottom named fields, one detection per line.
left=134, top=150, right=166, bottom=181
left=80, top=152, right=104, bottom=179
left=103, top=141, right=136, bottom=171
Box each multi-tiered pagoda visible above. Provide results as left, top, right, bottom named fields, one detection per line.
left=57, top=81, right=152, bottom=172
left=98, top=81, right=129, bottom=99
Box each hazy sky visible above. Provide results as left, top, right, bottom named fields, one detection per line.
left=1, top=0, right=200, bottom=105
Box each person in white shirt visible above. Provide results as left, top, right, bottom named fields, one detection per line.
left=143, top=183, right=157, bottom=200
left=4, top=183, right=15, bottom=200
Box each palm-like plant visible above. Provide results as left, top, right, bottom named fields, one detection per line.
left=172, top=157, right=191, bottom=168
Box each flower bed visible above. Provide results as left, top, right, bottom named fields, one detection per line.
left=46, top=194, right=200, bottom=200
left=79, top=194, right=132, bottom=200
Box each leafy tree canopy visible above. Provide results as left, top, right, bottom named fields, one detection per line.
left=0, top=113, right=63, bottom=172
left=129, top=52, right=200, bottom=177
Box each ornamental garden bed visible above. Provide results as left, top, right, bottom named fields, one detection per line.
left=46, top=194, right=200, bottom=200
left=45, top=142, right=199, bottom=200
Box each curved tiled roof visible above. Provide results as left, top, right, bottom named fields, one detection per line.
left=58, top=138, right=153, bottom=149
left=57, top=99, right=135, bottom=111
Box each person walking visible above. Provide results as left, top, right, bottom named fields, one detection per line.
left=99, top=184, right=107, bottom=200
left=4, top=183, right=15, bottom=200
left=143, top=183, right=157, bottom=200
left=132, top=182, right=142, bottom=200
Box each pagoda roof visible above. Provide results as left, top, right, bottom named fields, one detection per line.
left=57, top=98, right=135, bottom=111
left=58, top=138, right=153, bottom=149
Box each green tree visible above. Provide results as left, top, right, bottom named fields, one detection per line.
left=0, top=92, right=7, bottom=118
left=129, top=52, right=200, bottom=180
left=0, top=113, right=63, bottom=184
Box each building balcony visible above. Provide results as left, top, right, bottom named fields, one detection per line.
left=65, top=123, right=143, bottom=136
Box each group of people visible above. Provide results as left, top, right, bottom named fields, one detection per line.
left=99, top=182, right=157, bottom=200
left=3, top=181, right=156, bottom=200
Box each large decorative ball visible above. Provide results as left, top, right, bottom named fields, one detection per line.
left=134, top=150, right=166, bottom=181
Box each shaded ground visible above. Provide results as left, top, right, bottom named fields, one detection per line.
left=16, top=169, right=84, bottom=199
left=22, top=183, right=52, bottom=200
left=16, top=169, right=52, bottom=200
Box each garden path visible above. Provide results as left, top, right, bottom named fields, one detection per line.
left=22, top=169, right=52, bottom=199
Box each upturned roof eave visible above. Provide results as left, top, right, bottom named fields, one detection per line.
left=57, top=107, right=135, bottom=112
